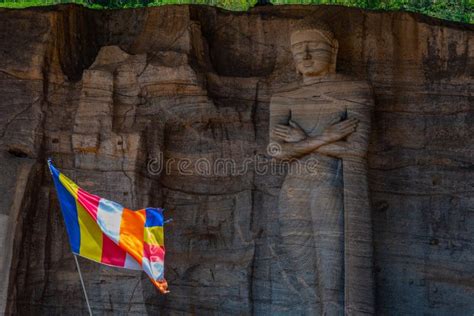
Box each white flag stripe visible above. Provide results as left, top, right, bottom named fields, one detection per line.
left=142, top=257, right=164, bottom=280
left=124, top=253, right=142, bottom=270
left=97, top=199, right=124, bottom=244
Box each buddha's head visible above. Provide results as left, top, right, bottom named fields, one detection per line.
left=290, top=20, right=338, bottom=78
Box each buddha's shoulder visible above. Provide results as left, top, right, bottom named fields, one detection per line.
left=271, top=81, right=301, bottom=99
left=272, top=74, right=372, bottom=99
left=328, top=74, right=373, bottom=91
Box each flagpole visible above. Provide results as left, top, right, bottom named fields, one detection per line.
left=73, top=254, right=93, bottom=316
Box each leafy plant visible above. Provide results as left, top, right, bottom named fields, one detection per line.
left=0, top=0, right=471, bottom=23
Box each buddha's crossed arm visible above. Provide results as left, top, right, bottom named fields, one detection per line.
left=315, top=82, right=374, bottom=159
left=268, top=94, right=358, bottom=160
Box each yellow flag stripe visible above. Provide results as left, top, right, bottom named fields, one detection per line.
left=59, top=173, right=79, bottom=199
left=77, top=200, right=103, bottom=262
left=144, top=226, right=164, bottom=246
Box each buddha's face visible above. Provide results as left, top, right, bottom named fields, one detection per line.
left=291, top=29, right=335, bottom=77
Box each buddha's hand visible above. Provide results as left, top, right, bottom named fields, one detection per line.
left=321, top=118, right=358, bottom=143
left=272, top=119, right=307, bottom=143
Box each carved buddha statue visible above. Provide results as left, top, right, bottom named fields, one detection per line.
left=268, top=19, right=375, bottom=315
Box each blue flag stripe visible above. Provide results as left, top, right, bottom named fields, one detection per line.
left=145, top=208, right=164, bottom=227
left=50, top=164, right=81, bottom=253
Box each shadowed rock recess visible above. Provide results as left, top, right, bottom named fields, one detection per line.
left=0, top=4, right=472, bottom=315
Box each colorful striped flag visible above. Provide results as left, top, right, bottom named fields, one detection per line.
left=48, top=160, right=168, bottom=294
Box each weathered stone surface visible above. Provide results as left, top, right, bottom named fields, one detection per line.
left=0, top=4, right=472, bottom=316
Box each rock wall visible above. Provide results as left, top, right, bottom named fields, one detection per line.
left=0, top=4, right=472, bottom=315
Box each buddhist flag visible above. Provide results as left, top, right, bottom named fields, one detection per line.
left=48, top=160, right=168, bottom=294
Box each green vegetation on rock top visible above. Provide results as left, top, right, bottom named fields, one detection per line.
left=0, top=0, right=472, bottom=23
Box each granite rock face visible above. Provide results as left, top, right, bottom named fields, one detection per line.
left=0, top=4, right=472, bottom=315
